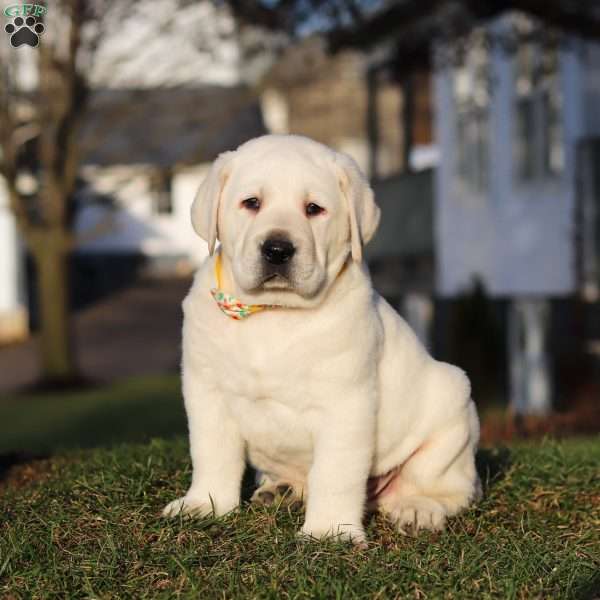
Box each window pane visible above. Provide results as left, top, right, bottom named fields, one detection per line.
left=514, top=97, right=536, bottom=181
left=541, top=62, right=564, bottom=176
left=513, top=42, right=536, bottom=182
left=475, top=109, right=489, bottom=192
left=453, top=36, right=490, bottom=195
left=456, top=110, right=469, bottom=183
left=512, top=37, right=563, bottom=182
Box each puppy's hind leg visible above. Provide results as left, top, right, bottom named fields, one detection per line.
left=251, top=472, right=305, bottom=510
left=379, top=402, right=481, bottom=534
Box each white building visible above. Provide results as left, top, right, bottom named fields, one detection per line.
left=434, top=12, right=600, bottom=414
left=74, top=86, right=267, bottom=275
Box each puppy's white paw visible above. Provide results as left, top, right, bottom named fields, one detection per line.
left=387, top=496, right=447, bottom=534
left=162, top=496, right=215, bottom=518
left=298, top=521, right=366, bottom=546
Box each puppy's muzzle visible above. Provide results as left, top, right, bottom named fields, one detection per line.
left=261, top=237, right=296, bottom=265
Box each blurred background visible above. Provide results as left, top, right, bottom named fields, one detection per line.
left=1, top=0, right=599, bottom=458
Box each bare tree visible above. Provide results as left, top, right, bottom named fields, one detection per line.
left=0, top=0, right=145, bottom=385
left=226, top=0, right=600, bottom=50
left=0, top=0, right=96, bottom=385
left=0, top=0, right=266, bottom=386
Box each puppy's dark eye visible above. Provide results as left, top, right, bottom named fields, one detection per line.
left=241, top=197, right=260, bottom=211
left=305, top=202, right=325, bottom=217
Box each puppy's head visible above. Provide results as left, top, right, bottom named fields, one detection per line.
left=191, top=134, right=380, bottom=306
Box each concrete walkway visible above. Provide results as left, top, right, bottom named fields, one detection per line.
left=0, top=277, right=191, bottom=395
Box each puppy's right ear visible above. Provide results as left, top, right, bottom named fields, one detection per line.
left=191, top=151, right=236, bottom=255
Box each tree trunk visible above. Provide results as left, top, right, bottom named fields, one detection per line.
left=31, top=231, right=78, bottom=384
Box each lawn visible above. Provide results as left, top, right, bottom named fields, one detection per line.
left=0, top=375, right=186, bottom=455
left=1, top=436, right=599, bottom=599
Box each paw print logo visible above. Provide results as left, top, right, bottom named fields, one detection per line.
left=5, top=16, right=45, bottom=48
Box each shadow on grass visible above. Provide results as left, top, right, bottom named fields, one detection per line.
left=0, top=375, right=186, bottom=455
left=0, top=451, right=49, bottom=486
left=476, top=446, right=512, bottom=494
left=573, top=571, right=600, bottom=600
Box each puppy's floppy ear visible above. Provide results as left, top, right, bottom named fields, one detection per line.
left=332, top=151, right=381, bottom=263
left=191, top=151, right=236, bottom=255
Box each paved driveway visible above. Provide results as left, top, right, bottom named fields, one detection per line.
left=0, top=277, right=191, bottom=395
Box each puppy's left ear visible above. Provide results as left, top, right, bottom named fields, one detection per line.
left=191, top=151, right=236, bottom=255
left=332, top=151, right=381, bottom=263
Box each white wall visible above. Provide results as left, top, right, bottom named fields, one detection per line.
left=0, top=180, right=22, bottom=313
left=75, top=165, right=210, bottom=266
left=0, top=178, right=28, bottom=342
left=434, top=24, right=590, bottom=298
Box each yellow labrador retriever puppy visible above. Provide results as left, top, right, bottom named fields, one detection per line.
left=163, top=134, right=481, bottom=544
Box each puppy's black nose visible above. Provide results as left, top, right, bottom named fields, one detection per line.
left=261, top=237, right=296, bottom=265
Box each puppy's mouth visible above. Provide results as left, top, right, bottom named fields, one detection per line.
left=261, top=272, right=292, bottom=289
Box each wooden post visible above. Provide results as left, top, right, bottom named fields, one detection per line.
left=402, top=71, right=415, bottom=172
left=366, top=67, right=379, bottom=180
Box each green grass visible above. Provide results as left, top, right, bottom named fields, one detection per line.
left=0, top=375, right=186, bottom=454
left=1, top=437, right=599, bottom=599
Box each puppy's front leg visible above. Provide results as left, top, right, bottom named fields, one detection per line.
left=163, top=367, right=245, bottom=518
left=300, top=392, right=375, bottom=544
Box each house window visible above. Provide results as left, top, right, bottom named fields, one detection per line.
left=513, top=41, right=563, bottom=182
left=453, top=37, right=491, bottom=195
left=151, top=168, right=173, bottom=214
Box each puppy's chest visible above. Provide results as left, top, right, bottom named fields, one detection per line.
left=205, top=323, right=311, bottom=401
left=231, top=393, right=313, bottom=466
left=202, top=324, right=314, bottom=457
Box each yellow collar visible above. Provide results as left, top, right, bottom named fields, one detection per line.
left=209, top=250, right=349, bottom=320
left=210, top=251, right=280, bottom=320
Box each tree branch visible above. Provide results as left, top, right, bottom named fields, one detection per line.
left=0, top=96, right=35, bottom=235
left=37, top=0, right=88, bottom=228
left=227, top=0, right=290, bottom=31
left=325, top=0, right=600, bottom=53
left=509, top=0, right=600, bottom=41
